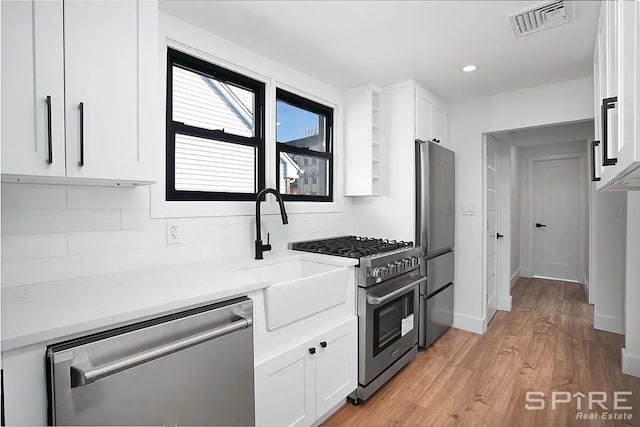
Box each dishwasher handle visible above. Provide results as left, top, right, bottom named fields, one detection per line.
left=70, top=316, right=252, bottom=388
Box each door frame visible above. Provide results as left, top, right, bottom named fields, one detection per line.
left=482, top=134, right=507, bottom=331
left=527, top=153, right=587, bottom=282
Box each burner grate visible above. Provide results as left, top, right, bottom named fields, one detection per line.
left=291, top=236, right=413, bottom=259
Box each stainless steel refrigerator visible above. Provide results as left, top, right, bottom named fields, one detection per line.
left=415, top=139, right=455, bottom=349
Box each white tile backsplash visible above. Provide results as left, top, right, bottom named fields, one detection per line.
left=121, top=209, right=167, bottom=230
left=1, top=233, right=68, bottom=261
left=1, top=184, right=67, bottom=209
left=67, top=186, right=150, bottom=209
left=1, top=183, right=352, bottom=287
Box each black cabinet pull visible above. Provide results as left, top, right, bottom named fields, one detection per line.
left=601, top=97, right=618, bottom=166
left=591, top=140, right=601, bottom=182
left=320, top=341, right=327, bottom=348
left=79, top=102, right=85, bottom=167
left=308, top=347, right=316, bottom=355
left=45, top=96, right=53, bottom=164
left=535, top=223, right=547, bottom=228
left=496, top=233, right=504, bottom=239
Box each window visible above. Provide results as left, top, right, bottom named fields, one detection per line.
left=276, top=89, right=333, bottom=202
left=166, top=48, right=265, bottom=201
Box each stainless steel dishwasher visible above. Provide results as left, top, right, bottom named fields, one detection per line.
left=47, top=297, right=254, bottom=426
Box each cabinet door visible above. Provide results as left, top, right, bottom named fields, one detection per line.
left=614, top=0, right=639, bottom=167
left=64, top=0, right=157, bottom=181
left=431, top=102, right=447, bottom=146
left=415, top=93, right=433, bottom=142
left=314, top=317, right=357, bottom=418
left=1, top=0, right=65, bottom=177
left=255, top=338, right=316, bottom=427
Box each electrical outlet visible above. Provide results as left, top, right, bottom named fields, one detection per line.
left=167, top=223, right=181, bottom=245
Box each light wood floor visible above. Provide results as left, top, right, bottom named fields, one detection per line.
left=324, top=278, right=640, bottom=426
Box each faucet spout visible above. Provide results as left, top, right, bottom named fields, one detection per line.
left=255, top=188, right=288, bottom=259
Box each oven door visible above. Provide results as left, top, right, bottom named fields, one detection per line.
left=359, top=271, right=423, bottom=385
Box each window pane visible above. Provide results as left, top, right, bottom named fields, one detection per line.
left=175, top=133, right=255, bottom=193
left=173, top=66, right=255, bottom=137
left=276, top=100, right=326, bottom=152
left=279, top=152, right=328, bottom=196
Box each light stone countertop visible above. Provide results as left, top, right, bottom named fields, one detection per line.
left=1, top=250, right=358, bottom=352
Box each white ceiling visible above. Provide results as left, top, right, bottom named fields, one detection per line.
left=491, top=120, right=594, bottom=147
left=159, top=1, right=600, bottom=102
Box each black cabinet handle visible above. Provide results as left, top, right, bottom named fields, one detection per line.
left=601, top=97, right=618, bottom=166
left=591, top=140, right=601, bottom=182
left=308, top=347, right=316, bottom=355
left=79, top=102, right=85, bottom=167
left=320, top=341, right=327, bottom=348
left=535, top=223, right=547, bottom=228
left=496, top=233, right=504, bottom=239
left=45, top=96, right=53, bottom=164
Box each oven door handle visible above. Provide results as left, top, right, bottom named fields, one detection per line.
left=366, top=277, right=425, bottom=306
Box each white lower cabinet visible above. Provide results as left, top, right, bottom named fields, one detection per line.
left=255, top=317, right=357, bottom=427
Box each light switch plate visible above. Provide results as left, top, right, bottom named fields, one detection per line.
left=462, top=203, right=476, bottom=216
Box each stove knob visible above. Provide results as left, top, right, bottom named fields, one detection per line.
left=372, top=267, right=384, bottom=278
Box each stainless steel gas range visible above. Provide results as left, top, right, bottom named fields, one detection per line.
left=291, top=236, right=423, bottom=404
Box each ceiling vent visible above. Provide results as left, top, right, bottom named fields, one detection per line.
left=507, top=1, right=570, bottom=38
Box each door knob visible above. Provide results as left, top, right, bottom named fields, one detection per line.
left=496, top=233, right=504, bottom=239
left=309, top=347, right=316, bottom=355
left=320, top=341, right=327, bottom=348
left=535, top=223, right=547, bottom=228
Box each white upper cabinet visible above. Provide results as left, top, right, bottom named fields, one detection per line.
left=594, top=0, right=640, bottom=191
left=345, top=81, right=448, bottom=197
left=64, top=0, right=157, bottom=182
left=344, top=85, right=381, bottom=196
left=416, top=85, right=448, bottom=149
left=1, top=0, right=66, bottom=177
left=1, top=0, right=157, bottom=185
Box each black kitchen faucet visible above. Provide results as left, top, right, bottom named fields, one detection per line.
left=255, top=188, right=288, bottom=259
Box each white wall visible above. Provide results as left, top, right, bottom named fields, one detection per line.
left=516, top=140, right=589, bottom=279
left=592, top=190, right=626, bottom=334
left=448, top=77, right=594, bottom=331
left=1, top=14, right=354, bottom=288
left=623, top=192, right=640, bottom=376
left=510, top=146, right=521, bottom=285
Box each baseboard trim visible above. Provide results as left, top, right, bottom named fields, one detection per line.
left=498, top=294, right=512, bottom=311
left=453, top=312, right=485, bottom=335
left=594, top=313, right=625, bottom=335
left=520, top=269, right=533, bottom=278
left=622, top=349, right=640, bottom=378
left=510, top=270, right=520, bottom=289
left=581, top=281, right=589, bottom=302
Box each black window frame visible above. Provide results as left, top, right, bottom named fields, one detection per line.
left=276, top=88, right=334, bottom=202
left=166, top=48, right=266, bottom=201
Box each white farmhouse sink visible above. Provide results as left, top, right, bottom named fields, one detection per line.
left=241, top=258, right=350, bottom=330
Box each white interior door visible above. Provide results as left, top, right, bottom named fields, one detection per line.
left=532, top=158, right=581, bottom=282
left=486, top=138, right=499, bottom=322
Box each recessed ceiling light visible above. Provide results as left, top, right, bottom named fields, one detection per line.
left=462, top=65, right=477, bottom=72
